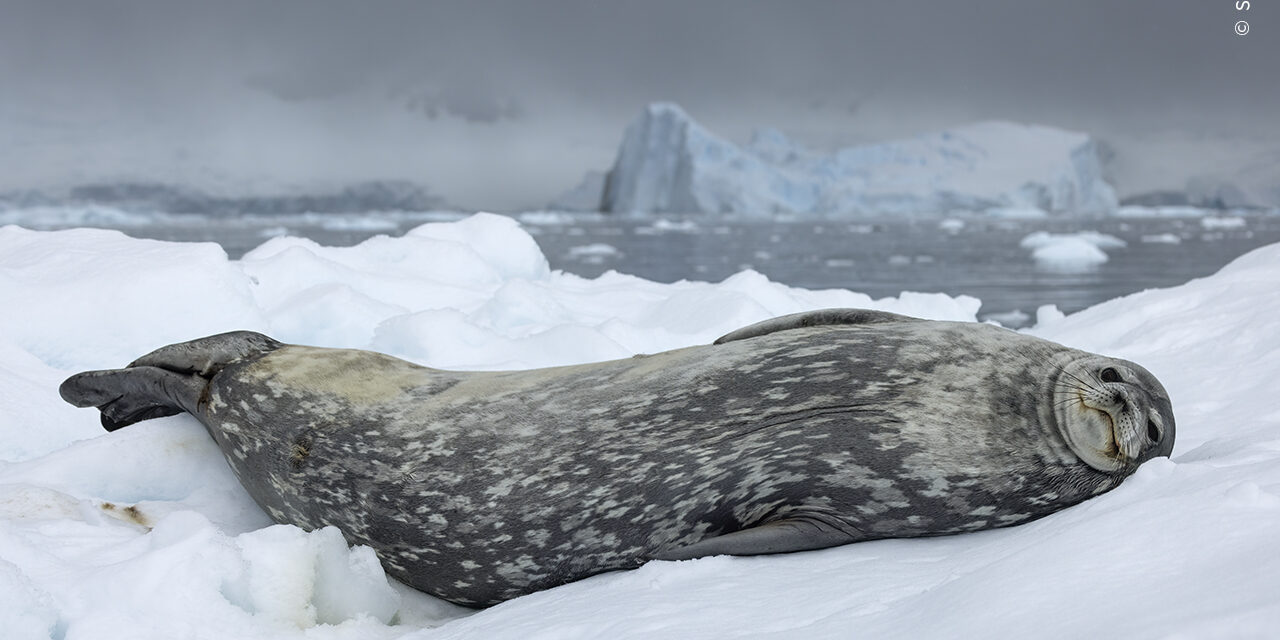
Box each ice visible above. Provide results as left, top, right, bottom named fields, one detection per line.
left=981, top=309, right=1032, bottom=327
left=1, top=213, right=1278, bottom=638
left=579, top=102, right=1117, bottom=216
left=565, top=243, right=622, bottom=265
left=985, top=206, right=1050, bottom=219
left=1141, top=233, right=1183, bottom=245
left=1115, top=205, right=1213, bottom=218
left=0, top=205, right=159, bottom=228
left=1018, top=231, right=1127, bottom=251
left=1019, top=231, right=1127, bottom=272
left=1200, top=216, right=1247, bottom=230
left=1028, top=239, right=1108, bottom=271
left=565, top=243, right=621, bottom=258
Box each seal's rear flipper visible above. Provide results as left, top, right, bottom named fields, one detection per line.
left=652, top=516, right=860, bottom=561
left=129, top=331, right=282, bottom=376
left=60, top=367, right=205, bottom=431
left=60, top=331, right=283, bottom=431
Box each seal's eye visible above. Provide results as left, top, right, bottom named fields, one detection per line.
left=1099, top=367, right=1122, bottom=383
left=1147, top=421, right=1160, bottom=444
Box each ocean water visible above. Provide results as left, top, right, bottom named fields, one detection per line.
left=528, top=216, right=1280, bottom=323
left=16, top=212, right=1280, bottom=325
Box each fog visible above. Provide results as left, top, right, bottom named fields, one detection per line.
left=1, top=0, right=1275, bottom=210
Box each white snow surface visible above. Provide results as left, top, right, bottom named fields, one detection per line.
left=595, top=103, right=1118, bottom=216
left=1, top=213, right=1278, bottom=639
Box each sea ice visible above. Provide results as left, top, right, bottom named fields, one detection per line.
left=1, top=213, right=1278, bottom=639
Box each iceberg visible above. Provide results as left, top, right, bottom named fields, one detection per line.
left=573, top=103, right=1118, bottom=216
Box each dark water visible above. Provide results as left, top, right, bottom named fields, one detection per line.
left=529, top=215, right=1280, bottom=323
left=21, top=212, right=1280, bottom=325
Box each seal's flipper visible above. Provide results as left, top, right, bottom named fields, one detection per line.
left=59, top=367, right=206, bottom=431
left=61, top=331, right=283, bottom=431
left=129, top=331, right=283, bottom=376
left=652, top=516, right=860, bottom=561
left=714, top=308, right=920, bottom=345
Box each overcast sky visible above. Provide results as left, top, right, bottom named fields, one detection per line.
left=1, top=0, right=1276, bottom=209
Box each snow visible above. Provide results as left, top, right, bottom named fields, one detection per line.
left=2, top=213, right=1279, bottom=638
left=591, top=102, right=1117, bottom=216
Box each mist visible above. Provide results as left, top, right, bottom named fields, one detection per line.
left=1, top=0, right=1275, bottom=210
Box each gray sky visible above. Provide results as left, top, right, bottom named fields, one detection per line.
left=1, top=0, right=1276, bottom=209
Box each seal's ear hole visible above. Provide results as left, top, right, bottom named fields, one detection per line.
left=1147, top=420, right=1160, bottom=444
left=1100, top=367, right=1122, bottom=383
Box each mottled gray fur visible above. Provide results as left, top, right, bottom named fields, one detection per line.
left=60, top=310, right=1174, bottom=606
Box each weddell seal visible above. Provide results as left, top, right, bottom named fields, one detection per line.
left=59, top=309, right=1175, bottom=606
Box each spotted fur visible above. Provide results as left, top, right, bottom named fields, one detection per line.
left=60, top=310, right=1174, bottom=606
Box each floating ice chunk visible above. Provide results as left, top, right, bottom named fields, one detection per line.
left=1141, top=233, right=1183, bottom=245
left=987, top=206, right=1050, bottom=219
left=1020, top=231, right=1127, bottom=251
left=1029, top=237, right=1109, bottom=271
left=1115, top=205, right=1211, bottom=218
left=1201, top=216, right=1247, bottom=230
left=315, top=216, right=400, bottom=232
left=566, top=243, right=622, bottom=261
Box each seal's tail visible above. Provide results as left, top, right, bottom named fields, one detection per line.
left=60, top=331, right=282, bottom=432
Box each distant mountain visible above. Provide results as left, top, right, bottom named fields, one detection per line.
left=558, top=102, right=1120, bottom=216
left=0, top=180, right=449, bottom=215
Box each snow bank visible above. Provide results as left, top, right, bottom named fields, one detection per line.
left=1, top=214, right=1278, bottom=639
left=586, top=102, right=1117, bottom=216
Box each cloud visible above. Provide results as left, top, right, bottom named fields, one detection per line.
left=0, top=0, right=1275, bottom=209
left=399, top=88, right=525, bottom=124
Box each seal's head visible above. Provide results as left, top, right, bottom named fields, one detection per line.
left=1051, top=354, right=1175, bottom=473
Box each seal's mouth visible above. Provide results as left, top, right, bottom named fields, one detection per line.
left=1093, top=404, right=1123, bottom=459
left=1069, top=389, right=1125, bottom=461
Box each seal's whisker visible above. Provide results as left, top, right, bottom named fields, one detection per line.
left=1060, top=368, right=1098, bottom=392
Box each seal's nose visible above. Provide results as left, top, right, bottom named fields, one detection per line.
left=1137, top=402, right=1175, bottom=463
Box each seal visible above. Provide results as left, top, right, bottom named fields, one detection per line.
left=59, top=309, right=1175, bottom=607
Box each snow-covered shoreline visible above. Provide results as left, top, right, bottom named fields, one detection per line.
left=2, top=214, right=1278, bottom=639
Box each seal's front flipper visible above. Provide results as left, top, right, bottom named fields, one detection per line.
left=652, top=516, right=860, bottom=561
left=714, top=308, right=921, bottom=345
left=59, top=367, right=206, bottom=431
